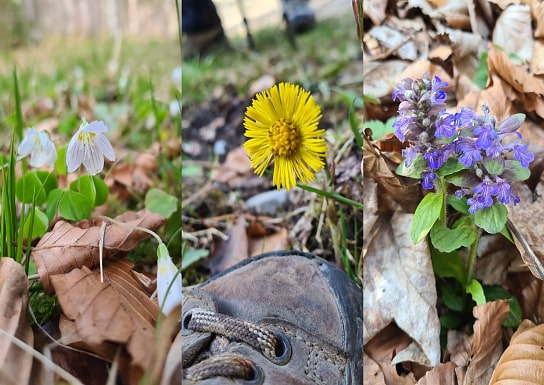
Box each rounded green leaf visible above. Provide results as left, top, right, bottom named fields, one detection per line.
left=58, top=190, right=91, bottom=221
left=70, top=175, right=109, bottom=209
left=411, top=190, right=444, bottom=244
left=475, top=203, right=508, bottom=234
left=145, top=188, right=179, bottom=218
left=16, top=171, right=58, bottom=205
left=430, top=222, right=478, bottom=253
left=22, top=208, right=48, bottom=238
left=396, top=153, right=426, bottom=178
left=447, top=194, right=470, bottom=214
left=436, top=157, right=465, bottom=176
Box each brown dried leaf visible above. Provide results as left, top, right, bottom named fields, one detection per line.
left=0, top=258, right=33, bottom=385
left=507, top=183, right=544, bottom=280
left=489, top=319, right=544, bottom=384
left=528, top=0, right=544, bottom=38
left=416, top=362, right=459, bottom=385
left=464, top=300, right=510, bottom=384
left=492, top=4, right=533, bottom=62
left=52, top=258, right=159, bottom=381
left=504, top=271, right=544, bottom=322
left=363, top=212, right=441, bottom=367
left=364, top=325, right=415, bottom=385
left=210, top=146, right=253, bottom=186
left=107, top=153, right=158, bottom=196
left=363, top=133, right=422, bottom=213
left=210, top=215, right=249, bottom=275
left=248, top=227, right=289, bottom=257
left=33, top=209, right=166, bottom=295
left=487, top=45, right=544, bottom=118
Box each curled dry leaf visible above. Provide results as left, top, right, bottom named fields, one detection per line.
left=489, top=319, right=544, bottom=384
left=0, top=258, right=33, bottom=385
left=507, top=183, right=544, bottom=280
left=464, top=300, right=510, bottom=384
left=451, top=300, right=510, bottom=385
left=492, top=4, right=533, bottom=62
left=504, top=272, right=544, bottom=322
left=363, top=132, right=422, bottom=213
left=33, top=209, right=166, bottom=295
left=416, top=362, right=458, bottom=385
left=52, top=258, right=160, bottom=382
left=363, top=212, right=441, bottom=367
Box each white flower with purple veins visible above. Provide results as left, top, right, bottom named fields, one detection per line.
left=66, top=119, right=115, bottom=175
left=17, top=127, right=57, bottom=167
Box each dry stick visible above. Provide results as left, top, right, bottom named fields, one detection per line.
left=0, top=329, right=84, bottom=385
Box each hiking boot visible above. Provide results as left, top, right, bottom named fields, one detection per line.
left=182, top=250, right=362, bottom=384
left=281, top=0, right=316, bottom=32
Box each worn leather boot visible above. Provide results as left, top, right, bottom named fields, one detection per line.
left=182, top=250, right=362, bottom=384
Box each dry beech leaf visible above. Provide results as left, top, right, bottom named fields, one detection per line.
left=464, top=300, right=509, bottom=384
left=528, top=0, right=544, bottom=38
left=248, top=227, right=289, bottom=257
left=33, top=209, right=166, bottom=295
left=363, top=351, right=386, bottom=385
left=160, top=329, right=182, bottom=385
left=0, top=258, right=33, bottom=385
left=364, top=325, right=415, bottom=385
left=363, top=133, right=422, bottom=213
left=489, top=319, right=544, bottom=384
left=487, top=45, right=544, bottom=118
left=504, top=272, right=544, bottom=322
left=107, top=153, right=158, bottom=198
left=363, top=212, right=441, bottom=367
left=507, top=183, right=544, bottom=280
left=492, top=4, right=533, bottom=62
left=52, top=258, right=160, bottom=382
left=416, top=362, right=458, bottom=385
left=210, top=214, right=249, bottom=275
left=210, top=146, right=253, bottom=186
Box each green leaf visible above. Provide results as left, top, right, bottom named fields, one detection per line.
left=431, top=247, right=466, bottom=285
left=70, top=175, right=109, bottom=209
left=501, top=160, right=531, bottom=181
left=438, top=281, right=464, bottom=311
left=436, top=157, right=465, bottom=177
left=445, top=170, right=480, bottom=188
left=396, top=153, right=427, bottom=179
left=145, top=188, right=179, bottom=218
left=182, top=248, right=209, bottom=270
left=363, top=117, right=396, bottom=140
left=16, top=171, right=58, bottom=205
left=411, top=190, right=444, bottom=244
left=447, top=194, right=470, bottom=214
left=483, top=157, right=504, bottom=175
left=483, top=285, right=522, bottom=328
left=54, top=145, right=67, bottom=175
left=466, top=279, right=486, bottom=305
left=55, top=189, right=91, bottom=221
left=440, top=312, right=463, bottom=329
left=475, top=203, right=508, bottom=234
left=430, top=221, right=478, bottom=253
left=22, top=208, right=48, bottom=239
left=473, top=51, right=489, bottom=89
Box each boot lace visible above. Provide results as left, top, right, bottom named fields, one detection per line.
left=183, top=308, right=283, bottom=381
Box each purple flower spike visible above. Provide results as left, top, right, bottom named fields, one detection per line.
left=421, top=171, right=437, bottom=190
left=493, top=177, right=520, bottom=205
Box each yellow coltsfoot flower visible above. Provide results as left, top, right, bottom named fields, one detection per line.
left=243, top=82, right=327, bottom=190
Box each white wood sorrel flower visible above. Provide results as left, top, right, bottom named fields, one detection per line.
left=157, top=243, right=182, bottom=315
left=17, top=127, right=57, bottom=167
left=66, top=119, right=115, bottom=175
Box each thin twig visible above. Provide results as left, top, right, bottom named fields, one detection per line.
left=0, top=329, right=84, bottom=385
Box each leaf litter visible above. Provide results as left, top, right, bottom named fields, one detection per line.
left=363, top=0, right=544, bottom=383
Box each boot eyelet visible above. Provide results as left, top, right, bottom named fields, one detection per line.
left=269, top=331, right=291, bottom=366
left=239, top=363, right=264, bottom=385
left=181, top=308, right=195, bottom=335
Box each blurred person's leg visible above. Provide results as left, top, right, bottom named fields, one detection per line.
left=182, top=0, right=227, bottom=58
left=280, top=0, right=315, bottom=32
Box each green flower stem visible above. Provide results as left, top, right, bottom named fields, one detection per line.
left=296, top=183, right=364, bottom=210
left=437, top=176, right=448, bottom=224
left=465, top=226, right=482, bottom=287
